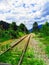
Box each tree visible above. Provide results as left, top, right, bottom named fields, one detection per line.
left=33, top=22, right=39, bottom=32
left=45, top=22, right=49, bottom=26
left=19, top=23, right=29, bottom=33
left=8, top=30, right=17, bottom=39
left=9, top=22, right=18, bottom=31
left=40, top=22, right=49, bottom=36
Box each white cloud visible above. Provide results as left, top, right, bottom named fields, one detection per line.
left=0, top=0, right=49, bottom=29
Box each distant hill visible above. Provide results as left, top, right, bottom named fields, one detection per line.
left=29, top=25, right=42, bottom=32
left=29, top=28, right=32, bottom=32
left=0, top=20, right=10, bottom=30
left=0, top=21, right=29, bottom=33
left=38, top=25, right=42, bottom=29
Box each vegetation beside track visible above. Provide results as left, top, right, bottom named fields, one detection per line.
left=33, top=21, right=49, bottom=59
left=22, top=40, right=45, bottom=65
left=34, top=33, right=49, bottom=58
left=0, top=36, right=29, bottom=65
left=0, top=21, right=29, bottom=42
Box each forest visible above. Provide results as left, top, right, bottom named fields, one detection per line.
left=0, top=20, right=28, bottom=42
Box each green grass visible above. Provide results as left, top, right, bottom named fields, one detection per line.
left=39, top=37, right=49, bottom=58
left=0, top=31, right=25, bottom=54
left=0, top=39, right=17, bottom=54
left=0, top=37, right=10, bottom=42
left=0, top=48, right=22, bottom=65
left=0, top=33, right=46, bottom=65
left=18, top=32, right=26, bottom=37
left=0, top=50, right=22, bottom=65
left=22, top=43, right=45, bottom=65
left=35, top=33, right=49, bottom=58
left=0, top=37, right=27, bottom=65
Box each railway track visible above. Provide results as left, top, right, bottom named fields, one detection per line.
left=18, top=34, right=31, bottom=65
left=0, top=34, right=31, bottom=65
left=0, top=35, right=28, bottom=56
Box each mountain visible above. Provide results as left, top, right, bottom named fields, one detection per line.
left=0, top=20, right=10, bottom=30
left=29, top=24, right=42, bottom=32
left=0, top=21, right=28, bottom=33
left=38, top=25, right=42, bottom=29
left=29, top=28, right=32, bottom=32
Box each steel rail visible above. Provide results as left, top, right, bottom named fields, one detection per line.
left=18, top=35, right=31, bottom=65
left=0, top=35, right=28, bottom=56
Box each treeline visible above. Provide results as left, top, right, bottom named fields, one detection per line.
left=0, top=21, right=29, bottom=42
left=33, top=22, right=49, bottom=37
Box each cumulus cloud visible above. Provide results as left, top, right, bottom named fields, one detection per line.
left=0, top=0, right=49, bottom=29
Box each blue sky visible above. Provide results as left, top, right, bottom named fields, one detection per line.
left=0, top=0, right=49, bottom=29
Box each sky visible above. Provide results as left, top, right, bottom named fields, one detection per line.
left=0, top=0, right=49, bottom=29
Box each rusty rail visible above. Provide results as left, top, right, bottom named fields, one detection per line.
left=18, top=35, right=31, bottom=65
left=0, top=35, right=28, bottom=56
